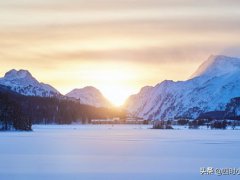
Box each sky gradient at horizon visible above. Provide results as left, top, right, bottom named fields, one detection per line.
left=1, top=0, right=240, bottom=105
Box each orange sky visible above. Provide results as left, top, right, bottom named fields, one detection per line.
left=0, top=0, right=240, bottom=105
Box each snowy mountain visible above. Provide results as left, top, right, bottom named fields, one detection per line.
left=0, top=69, right=60, bottom=97
left=66, top=86, right=112, bottom=108
left=125, top=55, right=240, bottom=120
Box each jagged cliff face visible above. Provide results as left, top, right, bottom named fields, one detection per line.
left=0, top=69, right=60, bottom=97
left=125, top=55, right=240, bottom=120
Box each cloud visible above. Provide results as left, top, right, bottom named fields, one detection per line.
left=1, top=0, right=240, bottom=11
left=1, top=0, right=240, bottom=95
left=1, top=0, right=240, bottom=28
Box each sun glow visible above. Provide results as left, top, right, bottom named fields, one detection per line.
left=101, top=86, right=133, bottom=107
left=58, top=61, right=141, bottom=107
left=87, top=63, right=138, bottom=107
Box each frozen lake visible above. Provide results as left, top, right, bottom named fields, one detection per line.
left=0, top=125, right=240, bottom=180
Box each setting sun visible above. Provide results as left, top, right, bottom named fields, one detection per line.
left=100, top=86, right=133, bottom=106
left=1, top=1, right=240, bottom=180
left=69, top=62, right=139, bottom=106
left=1, top=0, right=240, bottom=106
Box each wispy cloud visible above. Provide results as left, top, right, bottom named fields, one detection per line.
left=0, top=0, right=240, bottom=99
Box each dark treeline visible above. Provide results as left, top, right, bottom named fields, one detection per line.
left=225, top=97, right=240, bottom=120
left=0, top=85, right=125, bottom=131
left=23, top=97, right=125, bottom=124
left=0, top=93, right=31, bottom=131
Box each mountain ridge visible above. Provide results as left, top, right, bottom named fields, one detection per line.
left=0, top=69, right=113, bottom=108
left=66, top=86, right=112, bottom=108
left=0, top=69, right=60, bottom=97
left=125, top=55, right=240, bottom=120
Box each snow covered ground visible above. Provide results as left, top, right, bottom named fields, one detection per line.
left=0, top=125, right=240, bottom=180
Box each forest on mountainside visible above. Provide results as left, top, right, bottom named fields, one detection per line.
left=0, top=85, right=125, bottom=131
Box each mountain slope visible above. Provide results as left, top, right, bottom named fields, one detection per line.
left=0, top=84, right=124, bottom=129
left=0, top=69, right=60, bottom=97
left=190, top=55, right=240, bottom=78
left=125, top=55, right=240, bottom=120
left=66, top=86, right=112, bottom=108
